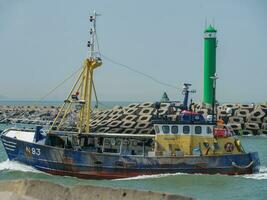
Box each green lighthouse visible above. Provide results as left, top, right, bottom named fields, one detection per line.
left=203, top=25, right=217, bottom=105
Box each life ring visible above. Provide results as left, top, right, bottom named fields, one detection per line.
left=224, top=142, right=234, bottom=152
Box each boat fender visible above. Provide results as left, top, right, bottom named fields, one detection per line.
left=224, top=142, right=234, bottom=152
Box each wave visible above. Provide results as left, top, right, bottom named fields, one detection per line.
left=114, top=172, right=187, bottom=181
left=0, top=159, right=41, bottom=173
left=242, top=166, right=267, bottom=180
left=116, top=166, right=267, bottom=181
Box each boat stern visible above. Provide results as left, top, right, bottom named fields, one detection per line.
left=249, top=152, right=260, bottom=173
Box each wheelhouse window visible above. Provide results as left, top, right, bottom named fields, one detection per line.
left=155, top=125, right=160, bottom=134
left=195, top=126, right=202, bottom=134
left=171, top=126, right=178, bottom=134
left=206, top=126, right=212, bottom=134
left=162, top=125, right=170, bottom=134
left=183, top=126, right=190, bottom=134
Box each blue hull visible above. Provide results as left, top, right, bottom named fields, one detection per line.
left=0, top=135, right=260, bottom=179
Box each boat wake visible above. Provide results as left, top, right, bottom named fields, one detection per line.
left=241, top=166, right=267, bottom=180
left=0, top=159, right=41, bottom=173
left=114, top=172, right=187, bottom=181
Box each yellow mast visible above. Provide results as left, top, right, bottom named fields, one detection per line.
left=50, top=11, right=102, bottom=133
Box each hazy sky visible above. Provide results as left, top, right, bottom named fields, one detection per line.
left=0, top=0, right=266, bottom=103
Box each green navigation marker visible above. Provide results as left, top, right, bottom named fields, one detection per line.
left=203, top=25, right=217, bottom=105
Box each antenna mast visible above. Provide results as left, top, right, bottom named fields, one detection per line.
left=50, top=11, right=102, bottom=133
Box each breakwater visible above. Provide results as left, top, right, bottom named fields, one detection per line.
left=0, top=102, right=267, bottom=135
left=0, top=179, right=193, bottom=200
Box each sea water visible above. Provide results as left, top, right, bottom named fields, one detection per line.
left=0, top=117, right=267, bottom=199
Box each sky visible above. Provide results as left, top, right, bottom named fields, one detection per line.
left=0, top=0, right=266, bottom=103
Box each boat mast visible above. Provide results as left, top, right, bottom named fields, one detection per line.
left=50, top=11, right=102, bottom=133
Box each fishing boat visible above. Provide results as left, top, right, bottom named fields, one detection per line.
left=0, top=12, right=260, bottom=179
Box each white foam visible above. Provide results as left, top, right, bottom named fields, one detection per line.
left=242, top=166, right=267, bottom=180
left=0, top=159, right=41, bottom=173
left=114, top=172, right=187, bottom=181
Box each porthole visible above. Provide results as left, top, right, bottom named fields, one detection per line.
left=195, top=126, right=202, bottom=134
left=183, top=126, right=190, bottom=134
left=162, top=125, right=170, bottom=134
left=171, top=126, right=178, bottom=134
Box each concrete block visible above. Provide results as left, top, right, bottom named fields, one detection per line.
left=138, top=128, right=154, bottom=134
left=255, top=104, right=267, bottom=113
left=107, top=120, right=122, bottom=128
left=126, top=103, right=140, bottom=109
left=139, top=102, right=154, bottom=108
left=227, top=123, right=242, bottom=131
left=235, top=109, right=250, bottom=118
left=239, top=129, right=254, bottom=136
left=244, top=123, right=260, bottom=130
left=261, top=123, right=267, bottom=130
left=121, top=121, right=136, bottom=128
left=156, top=108, right=168, bottom=116
left=137, top=115, right=152, bottom=123
left=135, top=122, right=150, bottom=129
left=124, top=107, right=139, bottom=115
left=238, top=104, right=254, bottom=111
left=110, top=114, right=124, bottom=121
left=95, top=127, right=110, bottom=133
left=122, top=115, right=138, bottom=121
left=97, top=119, right=111, bottom=127
left=108, top=128, right=123, bottom=133
left=160, top=102, right=171, bottom=108
left=258, top=129, right=267, bottom=135
left=108, top=109, right=123, bottom=117
left=228, top=116, right=244, bottom=124
left=250, top=109, right=265, bottom=118
left=122, top=128, right=137, bottom=134
left=222, top=103, right=239, bottom=110
left=96, top=114, right=108, bottom=121
left=139, top=107, right=155, bottom=115
left=247, top=116, right=262, bottom=124
left=102, top=110, right=112, bottom=115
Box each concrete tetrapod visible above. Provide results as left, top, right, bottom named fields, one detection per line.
left=121, top=121, right=136, bottom=129
left=239, top=129, right=254, bottom=136
left=138, top=128, right=154, bottom=134
left=122, top=128, right=137, bottom=134
left=226, top=123, right=242, bottom=134
left=107, top=120, right=122, bottom=128
left=108, top=128, right=123, bottom=133
left=244, top=123, right=260, bottom=135
left=235, top=109, right=250, bottom=118
left=139, top=108, right=155, bottom=116
left=139, top=102, right=154, bottom=108
left=135, top=122, right=150, bottom=129
left=95, top=127, right=110, bottom=133
left=259, top=129, right=267, bottom=135
left=238, top=104, right=254, bottom=112
left=126, top=103, right=140, bottom=109
left=137, top=115, right=152, bottom=123
left=228, top=116, right=244, bottom=124
left=261, top=123, right=267, bottom=130
left=247, top=116, right=262, bottom=124
left=250, top=109, right=265, bottom=119
left=122, top=115, right=138, bottom=122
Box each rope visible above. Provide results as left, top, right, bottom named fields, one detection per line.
left=37, top=66, right=83, bottom=102
left=232, top=161, right=254, bottom=169
left=101, top=54, right=182, bottom=91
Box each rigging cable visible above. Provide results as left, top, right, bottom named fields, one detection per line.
left=101, top=54, right=182, bottom=91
